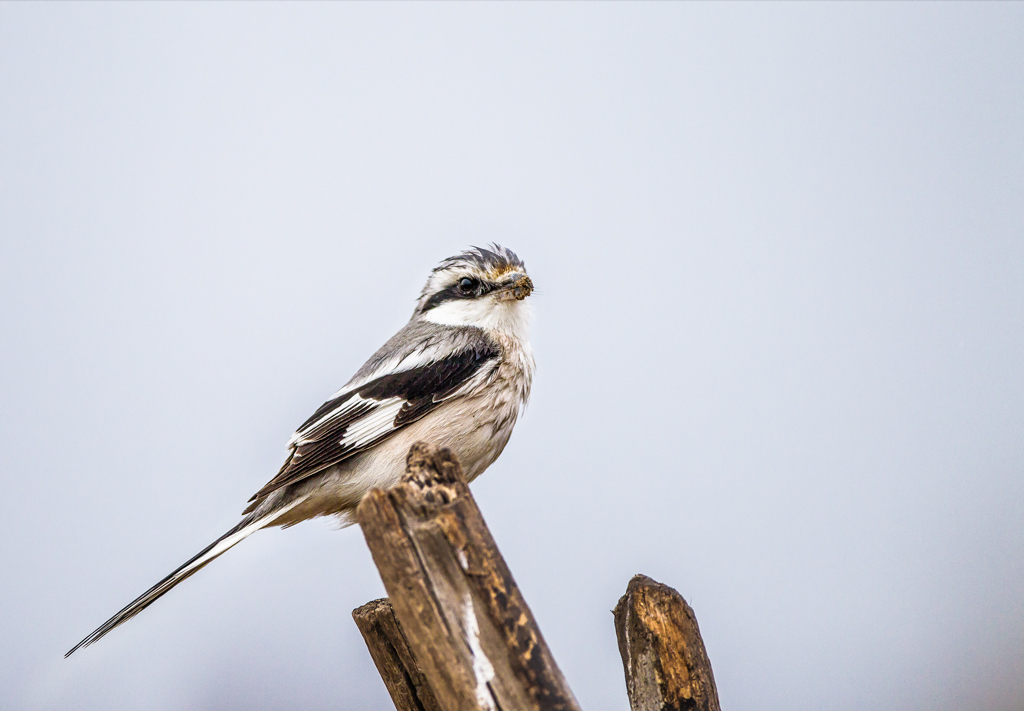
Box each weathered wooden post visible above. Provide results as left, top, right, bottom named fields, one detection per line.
left=613, top=574, right=721, bottom=711
left=353, top=442, right=582, bottom=711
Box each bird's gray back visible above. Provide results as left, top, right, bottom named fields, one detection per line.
left=348, top=318, right=497, bottom=387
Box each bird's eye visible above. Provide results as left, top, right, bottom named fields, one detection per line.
left=458, top=277, right=478, bottom=294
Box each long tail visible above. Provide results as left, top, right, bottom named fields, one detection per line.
left=65, top=499, right=302, bottom=657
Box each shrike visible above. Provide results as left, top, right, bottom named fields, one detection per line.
left=67, top=245, right=535, bottom=656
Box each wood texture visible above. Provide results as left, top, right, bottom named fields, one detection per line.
left=613, top=574, right=721, bottom=711
left=352, top=598, right=442, bottom=711
left=356, top=442, right=582, bottom=711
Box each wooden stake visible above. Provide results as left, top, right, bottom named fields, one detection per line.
left=355, top=442, right=582, bottom=711
left=613, top=574, right=721, bottom=711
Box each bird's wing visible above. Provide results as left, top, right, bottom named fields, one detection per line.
left=246, top=341, right=499, bottom=507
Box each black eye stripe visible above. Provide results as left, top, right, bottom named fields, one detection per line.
left=421, top=278, right=493, bottom=312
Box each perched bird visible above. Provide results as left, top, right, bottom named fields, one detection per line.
left=67, top=244, right=535, bottom=656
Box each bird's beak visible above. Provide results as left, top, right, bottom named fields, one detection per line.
left=496, top=272, right=534, bottom=301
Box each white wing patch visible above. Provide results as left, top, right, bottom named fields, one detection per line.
left=338, top=396, right=404, bottom=449
left=289, top=394, right=401, bottom=448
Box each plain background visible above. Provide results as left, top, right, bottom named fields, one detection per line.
left=2, top=3, right=1022, bottom=710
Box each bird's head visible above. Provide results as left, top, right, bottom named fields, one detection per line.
left=414, top=244, right=533, bottom=334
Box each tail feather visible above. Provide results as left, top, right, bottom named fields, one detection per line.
left=66, top=499, right=302, bottom=657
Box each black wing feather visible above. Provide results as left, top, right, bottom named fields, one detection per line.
left=246, top=343, right=499, bottom=506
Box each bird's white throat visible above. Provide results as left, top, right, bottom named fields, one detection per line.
left=422, top=295, right=532, bottom=340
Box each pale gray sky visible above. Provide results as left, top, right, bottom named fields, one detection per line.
left=2, top=4, right=1022, bottom=711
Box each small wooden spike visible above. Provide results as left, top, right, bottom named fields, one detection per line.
left=352, top=598, right=443, bottom=711
left=613, top=574, right=721, bottom=711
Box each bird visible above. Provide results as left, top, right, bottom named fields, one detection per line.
left=66, top=244, right=535, bottom=657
